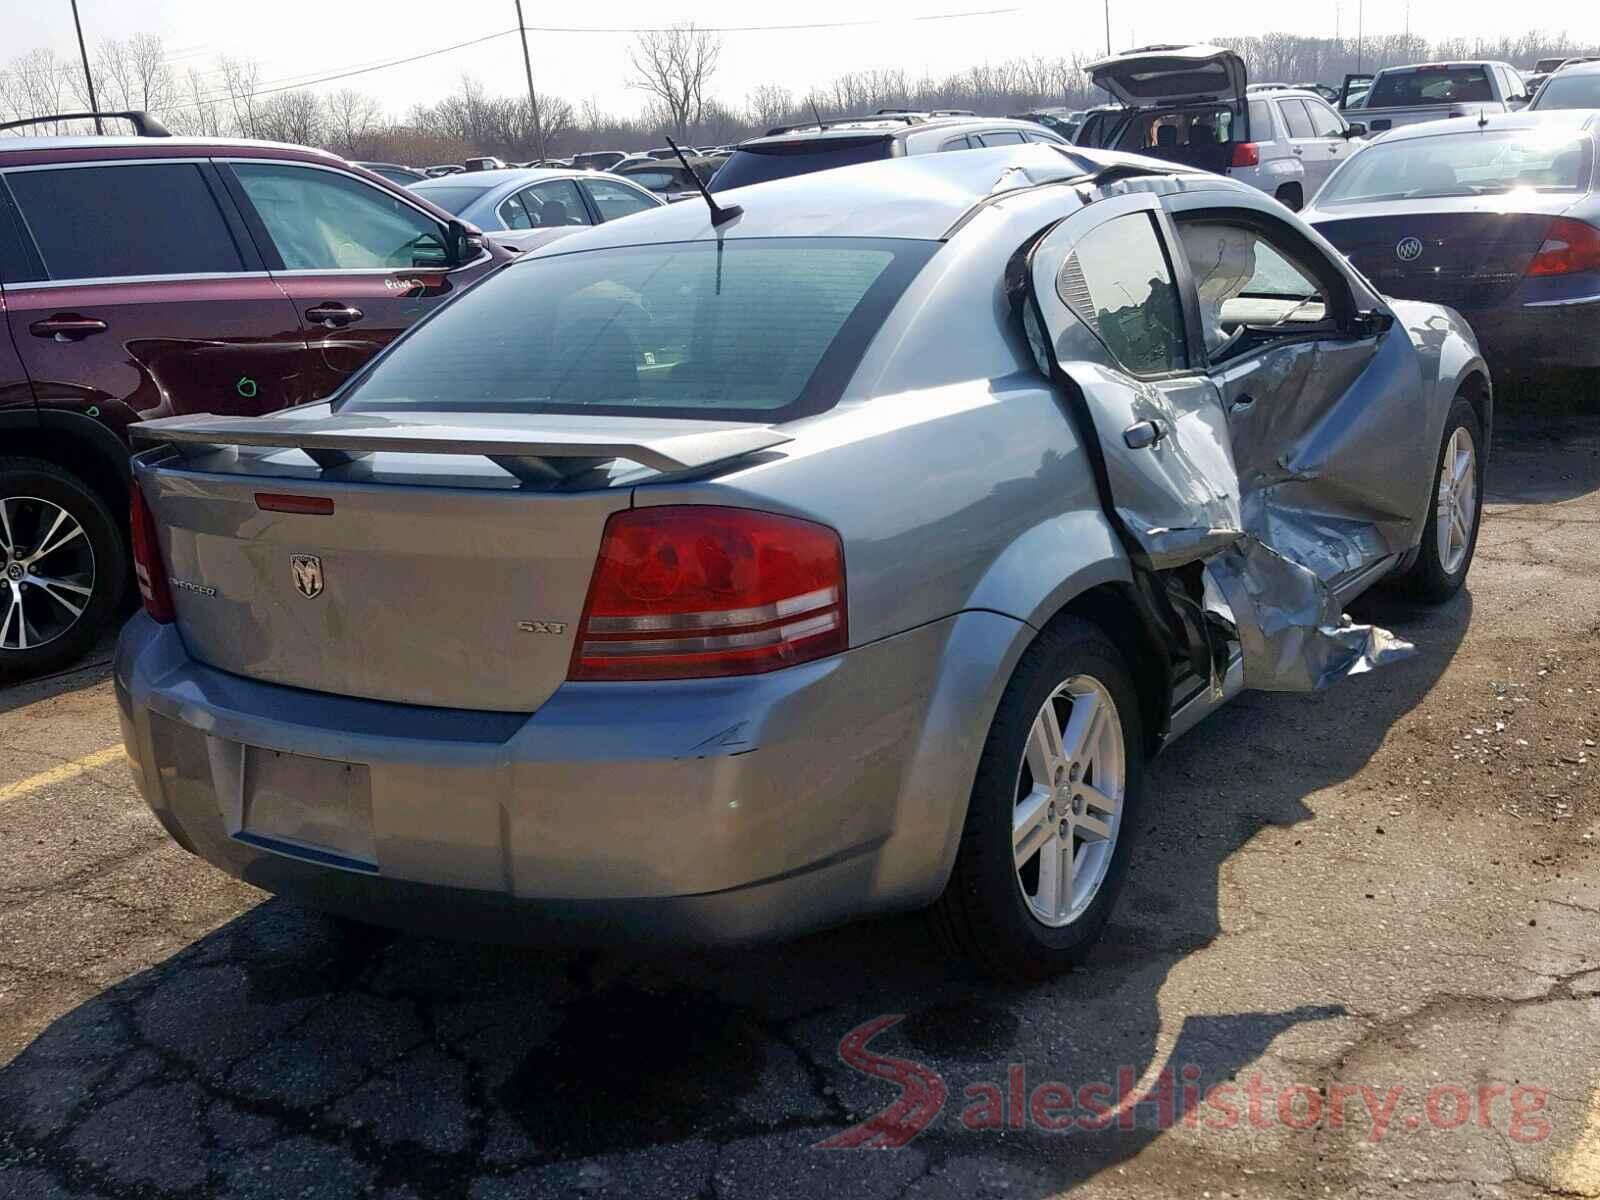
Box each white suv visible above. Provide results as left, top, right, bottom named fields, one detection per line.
left=1083, top=46, right=1367, bottom=211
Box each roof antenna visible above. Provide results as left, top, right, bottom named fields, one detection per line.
left=1477, top=107, right=1489, bottom=127
left=810, top=97, right=827, bottom=131
left=665, top=136, right=741, bottom=227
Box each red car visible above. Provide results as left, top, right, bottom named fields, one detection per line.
left=0, top=112, right=510, bottom=675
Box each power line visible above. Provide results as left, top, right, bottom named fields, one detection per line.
left=516, top=8, right=1023, bottom=33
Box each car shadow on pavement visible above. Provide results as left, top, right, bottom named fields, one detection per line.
left=0, top=592, right=1472, bottom=1199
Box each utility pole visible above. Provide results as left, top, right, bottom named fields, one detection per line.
left=1356, top=0, right=1364, bottom=74
left=514, top=0, right=543, bottom=159
left=69, top=0, right=102, bottom=134
left=1104, top=0, right=1111, bottom=55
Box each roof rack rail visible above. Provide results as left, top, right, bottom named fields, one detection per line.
left=926, top=108, right=979, bottom=116
left=0, top=110, right=171, bottom=137
left=762, top=113, right=923, bottom=137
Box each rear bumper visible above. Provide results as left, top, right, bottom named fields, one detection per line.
left=1464, top=296, right=1600, bottom=372
left=114, top=609, right=1026, bottom=946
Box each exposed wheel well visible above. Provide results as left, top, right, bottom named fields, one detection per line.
left=1458, top=370, right=1492, bottom=443
left=0, top=428, right=129, bottom=537
left=1274, top=182, right=1304, bottom=211
left=1043, top=583, right=1170, bottom=758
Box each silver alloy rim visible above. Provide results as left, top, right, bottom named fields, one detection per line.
left=1435, top=426, right=1477, bottom=576
left=0, top=496, right=96, bottom=652
left=1013, top=675, right=1126, bottom=928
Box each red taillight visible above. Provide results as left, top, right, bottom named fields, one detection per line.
left=128, top=481, right=174, bottom=624
left=255, top=492, right=334, bottom=515
left=1525, top=218, right=1600, bottom=277
left=570, top=506, right=847, bottom=681
left=1230, top=142, right=1260, bottom=168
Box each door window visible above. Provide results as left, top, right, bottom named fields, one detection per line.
left=232, top=162, right=447, bottom=271
left=979, top=130, right=1027, bottom=146
left=1306, top=101, right=1345, bottom=138
left=1279, top=100, right=1316, bottom=139
left=1057, top=212, right=1188, bottom=375
left=6, top=163, right=244, bottom=281
left=583, top=178, right=658, bottom=222
left=941, top=136, right=974, bottom=151
left=1177, top=219, right=1331, bottom=355
left=498, top=191, right=535, bottom=229
left=522, top=179, right=591, bottom=227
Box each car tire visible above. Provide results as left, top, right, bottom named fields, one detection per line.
left=930, top=617, right=1145, bottom=982
left=1275, top=183, right=1304, bottom=211
left=1386, top=397, right=1484, bottom=604
left=0, top=457, right=128, bottom=679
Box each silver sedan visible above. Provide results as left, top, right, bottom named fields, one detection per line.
left=116, top=144, right=1489, bottom=979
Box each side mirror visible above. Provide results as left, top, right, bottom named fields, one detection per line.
left=445, top=218, right=484, bottom=266
left=1344, top=122, right=1367, bottom=138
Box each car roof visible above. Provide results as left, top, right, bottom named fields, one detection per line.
left=739, top=115, right=1047, bottom=148
left=515, top=143, right=1218, bottom=253
left=1372, top=107, right=1600, bottom=142
left=0, top=134, right=344, bottom=159
left=1552, top=60, right=1600, bottom=75
left=410, top=167, right=588, bottom=194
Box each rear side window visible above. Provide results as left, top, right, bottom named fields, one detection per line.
left=1248, top=100, right=1274, bottom=138
left=338, top=237, right=937, bottom=422
left=708, top=138, right=894, bottom=192
left=6, top=163, right=244, bottom=281
left=233, top=162, right=446, bottom=270
left=1280, top=100, right=1316, bottom=139
left=584, top=178, right=658, bottom=221
left=1057, top=213, right=1188, bottom=375
left=1368, top=67, right=1493, bottom=108
left=980, top=130, right=1027, bottom=146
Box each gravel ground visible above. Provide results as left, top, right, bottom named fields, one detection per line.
left=0, top=412, right=1597, bottom=1200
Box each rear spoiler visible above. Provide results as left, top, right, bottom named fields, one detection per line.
left=131, top=412, right=792, bottom=484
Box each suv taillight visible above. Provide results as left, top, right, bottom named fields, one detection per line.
left=570, top=506, right=847, bottom=681
left=1230, top=142, right=1261, bottom=168
left=1525, top=218, right=1600, bottom=277
left=129, top=481, right=174, bottom=624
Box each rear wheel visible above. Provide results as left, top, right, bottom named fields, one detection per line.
left=1387, top=397, right=1484, bottom=604
left=930, top=618, right=1145, bottom=981
left=1274, top=183, right=1304, bottom=211
left=0, top=458, right=127, bottom=679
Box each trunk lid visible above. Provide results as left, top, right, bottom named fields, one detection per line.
left=132, top=410, right=790, bottom=713
left=1087, top=44, right=1247, bottom=109
left=1312, top=199, right=1573, bottom=310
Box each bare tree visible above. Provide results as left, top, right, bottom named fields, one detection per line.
left=255, top=89, right=323, bottom=146
left=1, top=49, right=76, bottom=132
left=92, top=34, right=176, bottom=114
left=166, top=66, right=227, bottom=137
left=628, top=22, right=721, bottom=139
left=744, top=84, right=792, bottom=130
left=323, top=88, right=384, bottom=157
left=219, top=56, right=262, bottom=139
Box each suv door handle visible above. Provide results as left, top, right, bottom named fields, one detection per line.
left=29, top=315, right=107, bottom=342
left=305, top=303, right=364, bottom=328
left=1123, top=419, right=1169, bottom=450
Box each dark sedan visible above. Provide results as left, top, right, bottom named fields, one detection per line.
left=1303, top=110, right=1600, bottom=373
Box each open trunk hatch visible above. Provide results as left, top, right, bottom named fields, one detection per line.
left=1087, top=44, right=1248, bottom=108
left=131, top=410, right=790, bottom=712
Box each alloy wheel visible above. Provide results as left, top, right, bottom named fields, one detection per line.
left=1012, top=675, right=1126, bottom=928
left=1435, top=425, right=1477, bottom=576
left=0, top=495, right=97, bottom=652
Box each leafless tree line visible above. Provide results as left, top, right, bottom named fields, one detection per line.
left=5, top=26, right=1600, bottom=165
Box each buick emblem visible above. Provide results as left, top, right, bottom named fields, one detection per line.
left=1395, top=236, right=1424, bottom=263
left=290, top=554, right=324, bottom=599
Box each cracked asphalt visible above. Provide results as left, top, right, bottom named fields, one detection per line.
left=2, top=413, right=1598, bottom=1200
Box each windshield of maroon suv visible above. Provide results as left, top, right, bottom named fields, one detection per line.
left=336, top=237, right=937, bottom=421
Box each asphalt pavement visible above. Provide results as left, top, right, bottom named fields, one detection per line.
left=1, top=413, right=1597, bottom=1200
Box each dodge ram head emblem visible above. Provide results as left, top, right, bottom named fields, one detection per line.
left=290, top=554, right=324, bottom=599
left=1396, top=237, right=1424, bottom=263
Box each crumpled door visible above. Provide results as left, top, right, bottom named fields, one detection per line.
left=1022, top=192, right=1413, bottom=693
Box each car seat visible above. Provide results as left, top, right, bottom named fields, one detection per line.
left=1179, top=223, right=1256, bottom=352
left=1156, top=125, right=1179, bottom=149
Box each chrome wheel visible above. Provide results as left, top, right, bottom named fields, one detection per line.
left=1434, top=425, right=1477, bottom=576
left=1013, top=675, right=1125, bottom=928
left=0, top=496, right=97, bottom=652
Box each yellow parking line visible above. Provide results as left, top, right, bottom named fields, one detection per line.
left=1557, top=1084, right=1600, bottom=1197
left=0, top=745, right=125, bottom=806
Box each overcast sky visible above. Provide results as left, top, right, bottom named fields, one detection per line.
left=13, top=0, right=1600, bottom=118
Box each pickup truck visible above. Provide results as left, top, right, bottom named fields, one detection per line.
left=1339, top=61, right=1531, bottom=133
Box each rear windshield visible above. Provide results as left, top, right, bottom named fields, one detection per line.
left=407, top=186, right=487, bottom=214
left=1368, top=67, right=1493, bottom=108
left=337, top=237, right=936, bottom=422
left=708, top=137, right=894, bottom=192
left=1533, top=73, right=1600, bottom=110
left=1316, top=129, right=1594, bottom=204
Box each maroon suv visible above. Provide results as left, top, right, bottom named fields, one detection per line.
left=0, top=117, right=510, bottom=675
